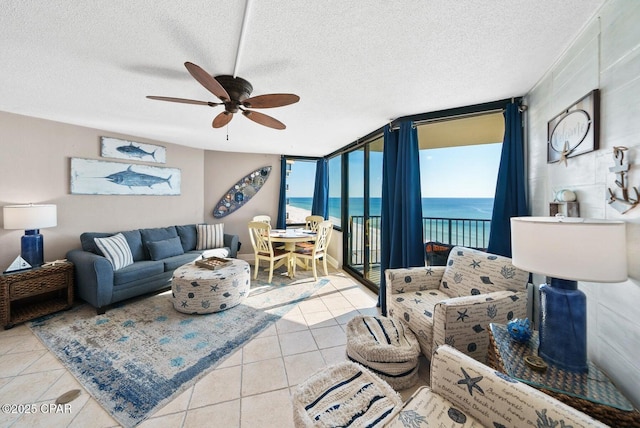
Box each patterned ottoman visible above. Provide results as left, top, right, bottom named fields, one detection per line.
left=171, top=258, right=250, bottom=314
left=292, top=361, right=403, bottom=427
left=346, top=315, right=421, bottom=390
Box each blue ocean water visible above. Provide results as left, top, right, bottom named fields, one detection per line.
left=288, top=197, right=494, bottom=220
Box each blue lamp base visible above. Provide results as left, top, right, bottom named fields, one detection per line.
left=538, top=278, right=588, bottom=372
left=21, top=229, right=44, bottom=267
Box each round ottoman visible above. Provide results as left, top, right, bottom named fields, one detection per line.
left=346, top=315, right=420, bottom=390
left=171, top=258, right=250, bottom=314
left=292, top=361, right=402, bottom=428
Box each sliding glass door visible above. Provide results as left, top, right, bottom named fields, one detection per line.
left=344, top=137, right=383, bottom=290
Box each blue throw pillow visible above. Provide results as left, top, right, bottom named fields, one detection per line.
left=146, top=236, right=185, bottom=261
left=176, top=224, right=197, bottom=252
left=140, top=226, right=178, bottom=259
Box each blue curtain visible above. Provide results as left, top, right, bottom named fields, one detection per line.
left=311, top=158, right=329, bottom=218
left=276, top=156, right=287, bottom=229
left=379, top=122, right=424, bottom=314
left=487, top=102, right=528, bottom=257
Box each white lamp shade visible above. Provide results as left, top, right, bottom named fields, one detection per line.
left=510, top=217, right=627, bottom=283
left=3, top=204, right=57, bottom=230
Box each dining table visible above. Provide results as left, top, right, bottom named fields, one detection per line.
left=269, top=229, right=316, bottom=277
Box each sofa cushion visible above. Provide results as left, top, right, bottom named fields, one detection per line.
left=81, top=229, right=144, bottom=260
left=140, top=226, right=178, bottom=258
left=176, top=224, right=197, bottom=251
left=389, top=289, right=449, bottom=356
left=147, top=236, right=184, bottom=261
left=94, top=233, right=134, bottom=271
left=113, top=260, right=165, bottom=286
left=81, top=232, right=110, bottom=254
left=196, top=223, right=224, bottom=250
left=162, top=253, right=200, bottom=272
left=440, top=246, right=528, bottom=298
left=123, top=230, right=144, bottom=261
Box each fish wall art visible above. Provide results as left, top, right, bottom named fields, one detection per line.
left=70, top=158, right=181, bottom=195
left=100, top=137, right=166, bottom=164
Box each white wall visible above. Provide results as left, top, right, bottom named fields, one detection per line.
left=524, top=0, right=640, bottom=406
left=203, top=150, right=281, bottom=257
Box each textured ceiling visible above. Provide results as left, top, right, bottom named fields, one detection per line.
left=1, top=0, right=605, bottom=157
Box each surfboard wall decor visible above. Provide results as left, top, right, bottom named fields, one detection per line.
left=213, top=166, right=272, bottom=218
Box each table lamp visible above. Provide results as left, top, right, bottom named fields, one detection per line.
left=510, top=216, right=627, bottom=372
left=3, top=204, right=57, bottom=267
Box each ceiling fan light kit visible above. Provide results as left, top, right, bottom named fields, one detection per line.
left=147, top=62, right=299, bottom=130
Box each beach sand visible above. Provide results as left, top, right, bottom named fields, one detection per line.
left=286, top=204, right=312, bottom=224
left=286, top=204, right=341, bottom=227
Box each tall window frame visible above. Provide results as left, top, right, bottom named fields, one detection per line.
left=328, top=98, right=515, bottom=292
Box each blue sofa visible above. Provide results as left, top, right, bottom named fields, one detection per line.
left=66, top=224, right=239, bottom=314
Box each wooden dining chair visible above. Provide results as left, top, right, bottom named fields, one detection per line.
left=296, top=215, right=325, bottom=263
left=292, top=220, right=332, bottom=280
left=304, top=215, right=324, bottom=231
left=248, top=221, right=289, bottom=283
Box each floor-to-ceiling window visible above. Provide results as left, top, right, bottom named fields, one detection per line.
left=327, top=155, right=342, bottom=228
left=284, top=158, right=317, bottom=224
left=335, top=102, right=508, bottom=292
left=342, top=136, right=384, bottom=289
left=417, top=112, right=504, bottom=255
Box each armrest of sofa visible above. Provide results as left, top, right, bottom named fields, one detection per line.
left=432, top=290, right=527, bottom=363
left=428, top=345, right=607, bottom=427
left=224, top=233, right=239, bottom=258
left=66, top=249, right=115, bottom=311
left=385, top=266, right=444, bottom=295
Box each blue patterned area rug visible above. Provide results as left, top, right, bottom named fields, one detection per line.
left=29, top=268, right=329, bottom=427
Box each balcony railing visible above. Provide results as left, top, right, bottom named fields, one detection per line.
left=349, top=215, right=491, bottom=267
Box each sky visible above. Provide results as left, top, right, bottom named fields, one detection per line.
left=287, top=142, right=502, bottom=198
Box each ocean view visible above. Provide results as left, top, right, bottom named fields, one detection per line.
left=287, top=197, right=494, bottom=220
left=287, top=197, right=493, bottom=249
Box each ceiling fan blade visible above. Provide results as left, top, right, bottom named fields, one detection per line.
left=184, top=62, right=231, bottom=102
left=242, top=94, right=300, bottom=109
left=212, top=111, right=233, bottom=128
left=242, top=110, right=286, bottom=130
left=146, top=96, right=220, bottom=107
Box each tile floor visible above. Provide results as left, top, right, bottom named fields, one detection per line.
left=0, top=270, right=429, bottom=427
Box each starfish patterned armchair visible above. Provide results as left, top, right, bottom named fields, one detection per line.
left=385, top=246, right=529, bottom=363
left=385, top=345, right=606, bottom=428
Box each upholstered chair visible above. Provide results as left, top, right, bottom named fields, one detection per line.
left=385, top=246, right=529, bottom=363
left=385, top=345, right=606, bottom=427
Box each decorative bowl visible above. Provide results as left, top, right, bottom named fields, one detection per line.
left=507, top=318, right=532, bottom=343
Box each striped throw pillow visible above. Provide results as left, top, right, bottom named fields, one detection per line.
left=94, top=233, right=134, bottom=271
left=196, top=224, right=224, bottom=250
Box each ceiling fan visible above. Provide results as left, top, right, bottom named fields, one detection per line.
left=147, top=61, right=300, bottom=130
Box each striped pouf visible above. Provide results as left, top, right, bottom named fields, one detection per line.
left=292, top=361, right=402, bottom=428
left=346, top=315, right=421, bottom=391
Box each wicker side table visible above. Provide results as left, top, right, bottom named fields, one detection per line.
left=487, top=323, right=640, bottom=428
left=1, top=262, right=74, bottom=329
